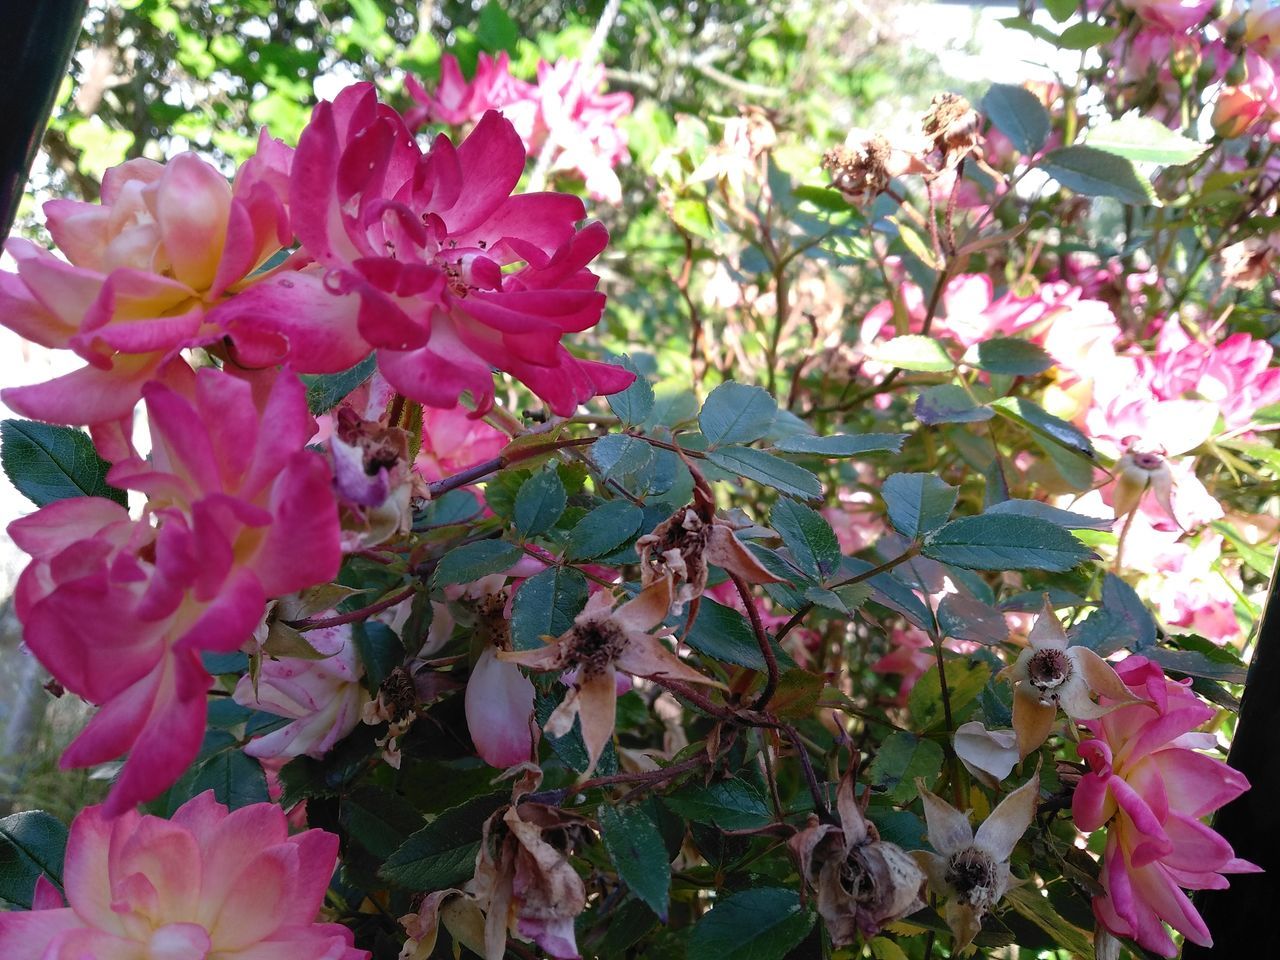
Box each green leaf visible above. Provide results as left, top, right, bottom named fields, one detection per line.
left=433, top=540, right=524, bottom=588
left=0, top=811, right=67, bottom=908
left=966, top=338, right=1055, bottom=376
left=922, top=515, right=1095, bottom=571
left=908, top=659, right=991, bottom=732
left=771, top=499, right=841, bottom=579
left=564, top=500, right=644, bottom=560
left=300, top=354, right=377, bottom=415
left=511, top=566, right=589, bottom=651
left=341, top=786, right=427, bottom=860
left=708, top=446, right=823, bottom=501
left=882, top=473, right=959, bottom=539
left=0, top=419, right=127, bottom=507
left=685, top=599, right=792, bottom=672
left=774, top=433, right=908, bottom=456
left=1040, top=145, right=1158, bottom=206
left=663, top=779, right=772, bottom=831
left=1004, top=885, right=1097, bottom=958
left=161, top=729, right=270, bottom=813
left=352, top=620, right=404, bottom=689
left=513, top=470, right=567, bottom=537
left=990, top=396, right=1096, bottom=459
left=475, top=0, right=517, bottom=52
left=599, top=804, right=671, bottom=920
left=981, top=83, right=1050, bottom=155
left=867, top=334, right=954, bottom=372
left=687, top=886, right=815, bottom=960
left=997, top=15, right=1061, bottom=45
left=380, top=793, right=507, bottom=890
left=1072, top=573, right=1158, bottom=655
left=591, top=434, right=654, bottom=482
left=915, top=385, right=994, bottom=425
left=1056, top=21, right=1118, bottom=49
left=1086, top=115, right=1209, bottom=166
left=416, top=488, right=482, bottom=528
left=699, top=381, right=778, bottom=448
left=984, top=499, right=1114, bottom=531
left=1144, top=647, right=1248, bottom=684
left=867, top=731, right=946, bottom=802
left=1043, top=0, right=1078, bottom=22
left=606, top=357, right=655, bottom=426
left=1212, top=519, right=1275, bottom=577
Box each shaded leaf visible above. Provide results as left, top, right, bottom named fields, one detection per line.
left=982, top=83, right=1050, bottom=155
left=687, top=887, right=815, bottom=960
left=600, top=804, right=670, bottom=920
left=923, top=515, right=1095, bottom=571
left=380, top=793, right=507, bottom=890
left=699, top=382, right=778, bottom=448
left=1, top=420, right=127, bottom=507
left=708, top=446, right=823, bottom=501
left=882, top=473, right=958, bottom=539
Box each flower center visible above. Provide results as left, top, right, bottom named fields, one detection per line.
left=1131, top=451, right=1164, bottom=472
left=567, top=619, right=627, bottom=675
left=1026, top=648, right=1072, bottom=702
left=945, top=847, right=998, bottom=909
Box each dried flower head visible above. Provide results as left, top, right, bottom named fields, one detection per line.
left=1000, top=599, right=1142, bottom=757
left=636, top=479, right=781, bottom=616
left=1112, top=443, right=1175, bottom=520
left=499, top=577, right=724, bottom=775
left=468, top=766, right=591, bottom=960
left=914, top=774, right=1040, bottom=950
left=922, top=93, right=983, bottom=168
left=1220, top=235, right=1276, bottom=289
left=362, top=666, right=419, bottom=768
left=790, top=767, right=925, bottom=945
left=823, top=137, right=893, bottom=206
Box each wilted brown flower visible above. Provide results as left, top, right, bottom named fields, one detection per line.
left=789, top=767, right=925, bottom=946
left=636, top=478, right=781, bottom=615
left=499, top=577, right=725, bottom=776
left=362, top=666, right=419, bottom=768
left=1220, top=235, right=1275, bottom=288
left=922, top=93, right=983, bottom=168
left=328, top=406, right=423, bottom=549
left=823, top=137, right=893, bottom=206
left=469, top=766, right=590, bottom=960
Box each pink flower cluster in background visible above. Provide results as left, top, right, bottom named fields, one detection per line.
left=405, top=53, right=633, bottom=202
left=0, top=791, right=368, bottom=960
left=1073, top=657, right=1258, bottom=956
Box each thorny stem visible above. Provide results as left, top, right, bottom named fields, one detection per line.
left=426, top=436, right=599, bottom=497
left=732, top=572, right=779, bottom=711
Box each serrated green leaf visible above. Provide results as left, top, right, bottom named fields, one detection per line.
left=966, top=338, right=1055, bottom=376
left=599, top=804, right=670, bottom=920
left=513, top=469, right=567, bottom=537
left=1086, top=115, right=1209, bottom=166
left=300, top=354, right=377, bottom=415
left=699, top=382, right=778, bottom=447
left=771, top=498, right=841, bottom=578
left=867, top=731, right=946, bottom=802
left=882, top=473, right=958, bottom=539
left=867, top=334, right=955, bottom=372
left=981, top=83, right=1050, bottom=155
left=688, top=887, right=815, bottom=960
left=380, top=793, right=507, bottom=890
left=774, top=433, right=908, bottom=456
left=511, top=566, right=589, bottom=651
left=990, top=396, right=1096, bottom=459
left=915, top=385, right=994, bottom=425
left=707, top=446, right=823, bottom=501
left=685, top=599, right=792, bottom=672
left=984, top=499, right=1113, bottom=531
left=433, top=540, right=524, bottom=588
left=606, top=356, right=655, bottom=425
left=564, top=500, right=643, bottom=560
left=1041, top=145, right=1157, bottom=205
left=908, top=659, right=991, bottom=732
left=1057, top=21, right=1117, bottom=49
left=923, top=515, right=1095, bottom=571
left=159, top=729, right=270, bottom=814
left=0, top=419, right=127, bottom=507
left=663, top=779, right=772, bottom=831
left=0, top=811, right=67, bottom=908
left=352, top=620, right=404, bottom=689
left=591, top=434, right=654, bottom=482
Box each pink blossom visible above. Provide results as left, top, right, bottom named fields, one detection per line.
left=212, top=83, right=633, bottom=417
left=872, top=627, right=934, bottom=705
left=0, top=136, right=292, bottom=437
left=405, top=52, right=533, bottom=129
left=233, top=624, right=369, bottom=759
left=465, top=645, right=537, bottom=769
left=0, top=791, right=367, bottom=959
left=1120, top=0, right=1215, bottom=32
left=520, top=59, right=633, bottom=203
left=10, top=366, right=341, bottom=814
left=1073, top=657, right=1257, bottom=956
left=416, top=404, right=508, bottom=483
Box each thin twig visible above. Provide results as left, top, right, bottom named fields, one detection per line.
left=732, top=573, right=779, bottom=711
